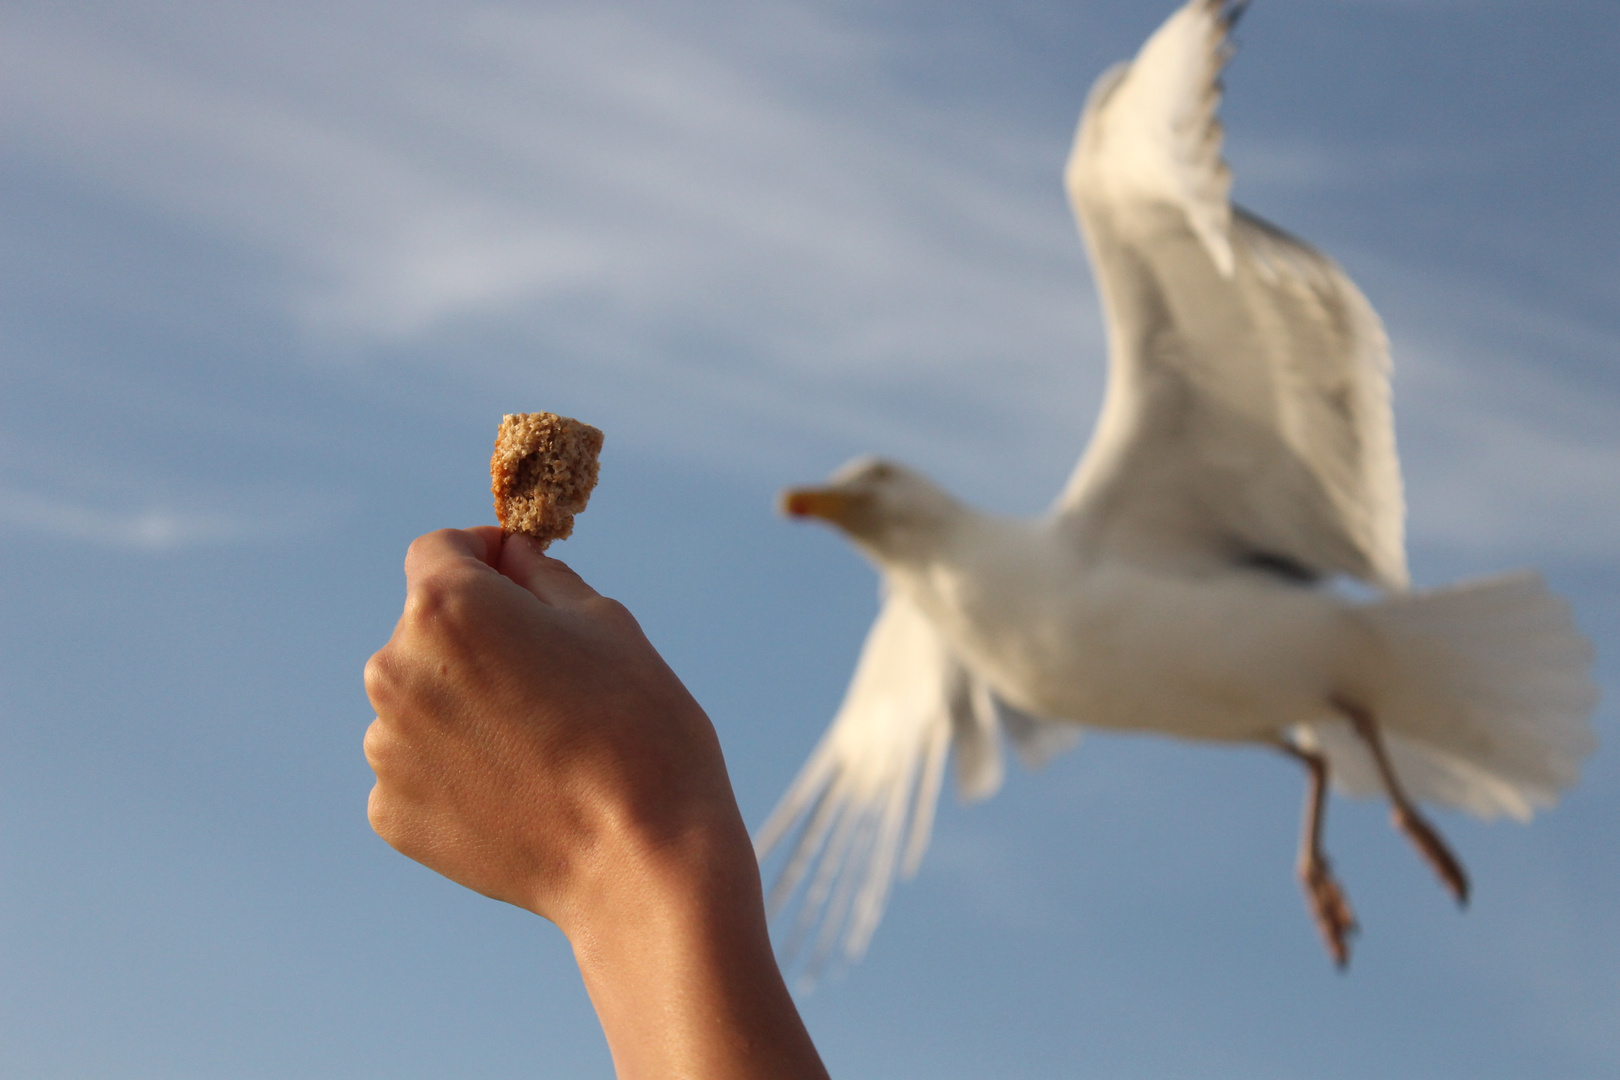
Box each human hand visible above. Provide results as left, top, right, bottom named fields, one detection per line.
left=362, top=526, right=750, bottom=935
left=363, top=527, right=826, bottom=1079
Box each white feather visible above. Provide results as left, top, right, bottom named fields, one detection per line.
left=1061, top=2, right=1404, bottom=590
left=754, top=592, right=960, bottom=970
left=758, top=0, right=1597, bottom=972
left=1065, top=0, right=1240, bottom=277
left=1295, top=573, right=1599, bottom=821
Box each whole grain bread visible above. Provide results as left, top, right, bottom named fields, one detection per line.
left=490, top=412, right=604, bottom=548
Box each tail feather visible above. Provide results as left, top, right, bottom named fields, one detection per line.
left=1297, top=571, right=1598, bottom=820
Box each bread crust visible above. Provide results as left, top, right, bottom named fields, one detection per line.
left=491, top=413, right=604, bottom=548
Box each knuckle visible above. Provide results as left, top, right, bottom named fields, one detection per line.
left=586, top=595, right=634, bottom=625
left=362, top=718, right=394, bottom=771
left=403, top=533, right=430, bottom=565
left=363, top=650, right=399, bottom=705
left=403, top=573, right=450, bottom=622
left=403, top=529, right=454, bottom=574
left=404, top=569, right=478, bottom=630
left=548, top=558, right=584, bottom=583
left=366, top=785, right=400, bottom=841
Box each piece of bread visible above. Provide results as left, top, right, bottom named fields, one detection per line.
left=490, top=412, right=604, bottom=548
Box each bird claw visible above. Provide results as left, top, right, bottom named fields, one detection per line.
left=1392, top=806, right=1470, bottom=907
left=1300, top=856, right=1358, bottom=969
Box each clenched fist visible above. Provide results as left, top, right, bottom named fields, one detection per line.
left=362, top=527, right=826, bottom=1080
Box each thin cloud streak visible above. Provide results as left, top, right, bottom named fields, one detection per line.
left=1226, top=136, right=1506, bottom=196
left=1, top=1, right=1090, bottom=352
left=0, top=488, right=245, bottom=550
left=0, top=484, right=343, bottom=551
left=3, top=0, right=1102, bottom=499
left=1373, top=266, right=1620, bottom=566
left=3, top=0, right=1615, bottom=564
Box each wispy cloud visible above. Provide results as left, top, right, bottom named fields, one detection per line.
left=3, top=0, right=1614, bottom=561
left=0, top=468, right=344, bottom=552
left=1, top=0, right=1100, bottom=489
left=1225, top=136, right=1506, bottom=196
left=920, top=823, right=1068, bottom=937
left=1, top=2, right=1089, bottom=353
left=1362, top=262, right=1620, bottom=567
left=0, top=488, right=252, bottom=551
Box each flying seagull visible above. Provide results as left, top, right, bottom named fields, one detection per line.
left=755, top=0, right=1597, bottom=972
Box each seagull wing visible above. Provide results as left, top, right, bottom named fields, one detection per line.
left=1056, top=0, right=1406, bottom=589
left=754, top=588, right=1037, bottom=974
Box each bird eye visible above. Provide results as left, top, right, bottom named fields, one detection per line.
left=868, top=463, right=894, bottom=482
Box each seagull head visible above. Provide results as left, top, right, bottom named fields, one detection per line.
left=780, top=456, right=964, bottom=565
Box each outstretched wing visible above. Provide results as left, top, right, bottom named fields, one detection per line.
left=1057, top=0, right=1407, bottom=590
left=755, top=589, right=1074, bottom=976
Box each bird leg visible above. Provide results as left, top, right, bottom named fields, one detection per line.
left=1331, top=696, right=1470, bottom=906
left=1278, top=738, right=1358, bottom=968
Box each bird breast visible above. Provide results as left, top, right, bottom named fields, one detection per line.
left=898, top=527, right=1369, bottom=743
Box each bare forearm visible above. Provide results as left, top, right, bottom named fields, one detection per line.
left=564, top=819, right=828, bottom=1080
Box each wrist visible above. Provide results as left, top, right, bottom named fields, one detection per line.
left=561, top=814, right=827, bottom=1080
left=561, top=802, right=763, bottom=953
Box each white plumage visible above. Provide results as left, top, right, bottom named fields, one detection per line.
left=757, top=0, right=1597, bottom=973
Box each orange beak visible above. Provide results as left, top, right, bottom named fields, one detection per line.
left=779, top=487, right=856, bottom=525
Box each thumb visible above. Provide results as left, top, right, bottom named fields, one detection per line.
left=498, top=533, right=603, bottom=608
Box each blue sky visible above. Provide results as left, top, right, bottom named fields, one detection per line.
left=2, top=1, right=1617, bottom=1076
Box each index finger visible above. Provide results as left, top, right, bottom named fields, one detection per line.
left=402, top=527, right=504, bottom=584
left=497, top=532, right=603, bottom=608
